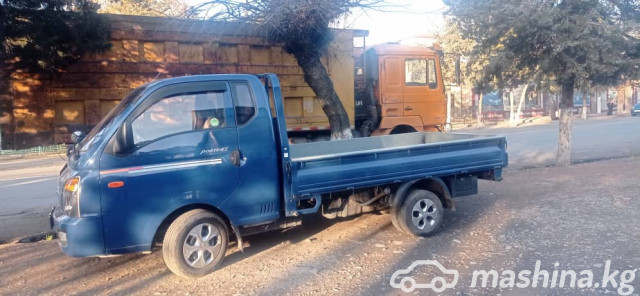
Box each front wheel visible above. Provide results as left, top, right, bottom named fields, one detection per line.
left=392, top=189, right=444, bottom=237
left=162, top=209, right=229, bottom=278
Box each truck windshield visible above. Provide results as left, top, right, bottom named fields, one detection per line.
left=79, top=86, right=147, bottom=152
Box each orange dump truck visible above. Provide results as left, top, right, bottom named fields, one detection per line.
left=284, top=37, right=447, bottom=141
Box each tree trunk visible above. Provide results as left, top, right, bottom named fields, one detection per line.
left=514, top=84, right=528, bottom=126
left=295, top=55, right=352, bottom=140
left=557, top=81, right=574, bottom=166
left=581, top=93, right=587, bottom=120
left=509, top=89, right=515, bottom=124
left=477, top=94, right=483, bottom=127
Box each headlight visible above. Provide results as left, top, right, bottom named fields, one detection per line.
left=63, top=177, right=81, bottom=217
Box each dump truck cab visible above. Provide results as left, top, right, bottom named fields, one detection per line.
left=355, top=43, right=447, bottom=136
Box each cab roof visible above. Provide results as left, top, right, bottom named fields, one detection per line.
left=368, top=43, right=440, bottom=56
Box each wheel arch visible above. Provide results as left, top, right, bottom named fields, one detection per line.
left=392, top=178, right=455, bottom=211
left=152, top=203, right=233, bottom=248
left=390, top=124, right=418, bottom=134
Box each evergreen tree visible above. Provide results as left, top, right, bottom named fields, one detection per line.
left=444, top=0, right=640, bottom=165
left=1, top=0, right=111, bottom=77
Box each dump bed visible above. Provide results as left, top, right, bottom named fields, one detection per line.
left=289, top=132, right=508, bottom=196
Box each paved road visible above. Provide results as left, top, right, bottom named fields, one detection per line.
left=464, top=116, right=640, bottom=170
left=1, top=157, right=638, bottom=295
left=0, top=156, right=66, bottom=243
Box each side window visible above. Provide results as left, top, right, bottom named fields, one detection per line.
left=405, top=58, right=427, bottom=86
left=428, top=59, right=438, bottom=89
left=131, top=91, right=227, bottom=145
left=231, top=82, right=256, bottom=125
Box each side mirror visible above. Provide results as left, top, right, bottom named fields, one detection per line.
left=67, top=131, right=85, bottom=159
left=70, top=131, right=85, bottom=144
left=113, top=122, right=134, bottom=154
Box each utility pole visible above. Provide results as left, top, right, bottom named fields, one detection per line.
left=446, top=93, right=452, bottom=128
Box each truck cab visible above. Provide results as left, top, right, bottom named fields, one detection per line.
left=54, top=75, right=283, bottom=256
left=355, top=43, right=447, bottom=136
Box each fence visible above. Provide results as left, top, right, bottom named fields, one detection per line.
left=0, top=144, right=67, bottom=156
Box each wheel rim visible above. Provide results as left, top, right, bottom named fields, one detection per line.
left=183, top=223, right=222, bottom=268
left=411, top=199, right=438, bottom=230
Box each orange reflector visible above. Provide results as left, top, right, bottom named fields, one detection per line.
left=108, top=181, right=124, bottom=188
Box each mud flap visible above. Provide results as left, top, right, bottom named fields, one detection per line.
left=231, top=224, right=244, bottom=252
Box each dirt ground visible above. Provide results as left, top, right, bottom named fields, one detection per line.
left=1, top=157, right=639, bottom=295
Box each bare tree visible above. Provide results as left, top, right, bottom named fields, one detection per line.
left=190, top=0, right=384, bottom=140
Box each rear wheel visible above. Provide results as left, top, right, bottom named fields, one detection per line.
left=162, top=209, right=228, bottom=278
left=392, top=189, right=443, bottom=236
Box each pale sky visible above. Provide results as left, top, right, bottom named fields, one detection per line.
left=343, top=0, right=447, bottom=45
left=185, top=0, right=447, bottom=46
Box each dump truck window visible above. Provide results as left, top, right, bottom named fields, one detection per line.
left=405, top=58, right=427, bottom=86
left=428, top=59, right=438, bottom=89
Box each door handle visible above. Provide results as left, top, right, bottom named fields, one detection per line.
left=230, top=149, right=246, bottom=167
left=404, top=107, right=414, bottom=111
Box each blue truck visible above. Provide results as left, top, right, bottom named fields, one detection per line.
left=51, top=74, right=508, bottom=278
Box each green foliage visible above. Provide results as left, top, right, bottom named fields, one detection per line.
left=437, top=18, right=495, bottom=93
left=96, top=0, right=189, bottom=18
left=1, top=0, right=111, bottom=77
left=444, top=0, right=640, bottom=100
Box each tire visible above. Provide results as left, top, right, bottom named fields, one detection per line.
left=162, top=209, right=228, bottom=278
left=359, top=120, right=373, bottom=137
left=390, top=205, right=408, bottom=233
left=394, top=189, right=444, bottom=237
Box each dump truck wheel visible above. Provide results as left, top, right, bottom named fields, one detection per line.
left=162, top=209, right=228, bottom=278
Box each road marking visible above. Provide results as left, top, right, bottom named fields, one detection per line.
left=0, top=175, right=57, bottom=183
left=0, top=177, right=57, bottom=188
left=0, top=157, right=65, bottom=167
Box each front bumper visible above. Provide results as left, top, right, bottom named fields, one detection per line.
left=50, top=206, right=105, bottom=257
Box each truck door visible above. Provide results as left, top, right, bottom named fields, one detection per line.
left=99, top=81, right=240, bottom=253
left=380, top=57, right=404, bottom=118
left=403, top=57, right=446, bottom=127
left=217, top=81, right=281, bottom=226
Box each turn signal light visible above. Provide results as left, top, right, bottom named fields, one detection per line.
left=64, top=177, right=80, bottom=192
